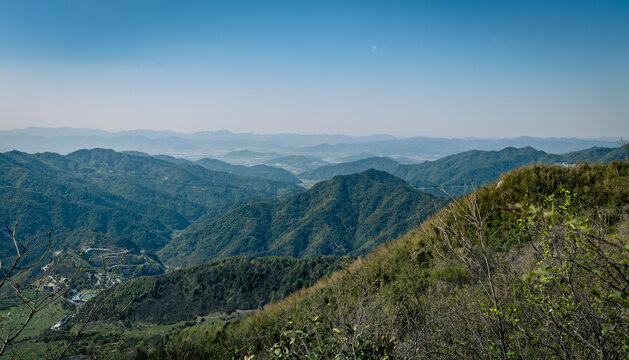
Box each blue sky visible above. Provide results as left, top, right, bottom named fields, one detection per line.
left=0, top=0, right=627, bottom=137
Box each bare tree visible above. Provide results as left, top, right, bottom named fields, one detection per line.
left=0, top=222, right=131, bottom=359
left=428, top=188, right=512, bottom=359
left=0, top=222, right=76, bottom=356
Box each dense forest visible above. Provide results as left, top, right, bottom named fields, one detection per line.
left=299, top=145, right=629, bottom=195
left=160, top=169, right=446, bottom=267
left=97, top=256, right=349, bottom=325
left=0, top=149, right=300, bottom=254
left=124, top=151, right=302, bottom=184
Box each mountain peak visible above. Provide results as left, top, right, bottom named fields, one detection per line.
left=159, top=167, right=444, bottom=266
left=300, top=157, right=401, bottom=181
left=358, top=168, right=405, bottom=184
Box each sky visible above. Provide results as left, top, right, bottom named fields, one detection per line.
left=0, top=0, right=627, bottom=138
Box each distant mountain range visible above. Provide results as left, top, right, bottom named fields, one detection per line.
left=160, top=169, right=446, bottom=267
left=0, top=127, right=620, bottom=162
left=296, top=136, right=623, bottom=158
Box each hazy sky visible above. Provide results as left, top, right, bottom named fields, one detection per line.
left=0, top=0, right=627, bottom=137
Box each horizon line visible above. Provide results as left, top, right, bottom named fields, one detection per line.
left=0, top=126, right=621, bottom=141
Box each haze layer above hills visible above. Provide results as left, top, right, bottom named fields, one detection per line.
left=0, top=128, right=619, bottom=164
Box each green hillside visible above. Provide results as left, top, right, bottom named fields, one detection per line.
left=393, top=144, right=629, bottom=193
left=122, top=151, right=302, bottom=184
left=560, top=143, right=629, bottom=163
left=144, top=161, right=629, bottom=359
left=392, top=146, right=559, bottom=194
left=65, top=149, right=300, bottom=206
left=159, top=169, right=446, bottom=267
left=98, top=255, right=349, bottom=325
left=0, top=149, right=301, bottom=254
left=298, top=145, right=629, bottom=196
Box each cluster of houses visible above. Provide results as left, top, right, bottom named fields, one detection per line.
left=48, top=247, right=128, bottom=331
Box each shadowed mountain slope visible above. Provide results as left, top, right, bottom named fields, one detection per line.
left=98, top=255, right=349, bottom=325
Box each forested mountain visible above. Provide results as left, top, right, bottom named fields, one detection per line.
left=98, top=256, right=348, bottom=325
left=391, top=146, right=557, bottom=193
left=298, top=145, right=629, bottom=196
left=143, top=161, right=629, bottom=359
left=122, top=151, right=301, bottom=184
left=0, top=149, right=301, bottom=253
left=159, top=169, right=446, bottom=267
left=560, top=143, right=629, bottom=163
left=392, top=145, right=629, bottom=194
left=299, top=157, right=400, bottom=180
left=1, top=127, right=618, bottom=161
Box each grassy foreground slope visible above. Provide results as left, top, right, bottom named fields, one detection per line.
left=159, top=170, right=447, bottom=267
left=144, top=162, right=629, bottom=359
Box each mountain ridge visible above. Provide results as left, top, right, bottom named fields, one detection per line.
left=1, top=127, right=619, bottom=159
left=159, top=169, right=446, bottom=267
left=0, top=149, right=301, bottom=255
left=298, top=145, right=629, bottom=196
